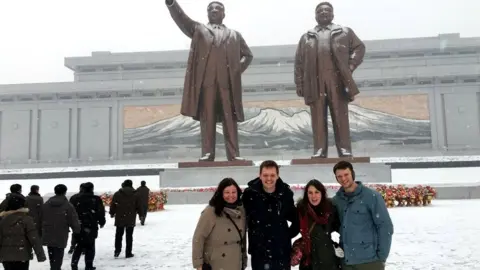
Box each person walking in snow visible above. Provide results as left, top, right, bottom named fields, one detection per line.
left=0, top=195, right=46, bottom=270
left=192, top=178, right=247, bottom=270
left=70, top=182, right=106, bottom=270
left=135, top=181, right=150, bottom=226
left=110, top=179, right=143, bottom=258
left=25, top=185, right=44, bottom=237
left=41, top=184, right=81, bottom=270
left=331, top=161, right=394, bottom=270
left=68, top=183, right=86, bottom=254
left=0, top=184, right=25, bottom=213
left=242, top=160, right=299, bottom=270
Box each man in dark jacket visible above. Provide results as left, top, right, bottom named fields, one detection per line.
left=68, top=183, right=86, bottom=254
left=41, top=184, right=81, bottom=270
left=25, top=185, right=44, bottom=237
left=0, top=184, right=24, bottom=212
left=136, top=181, right=150, bottom=225
left=242, top=160, right=299, bottom=270
left=70, top=182, right=106, bottom=270
left=110, top=179, right=143, bottom=258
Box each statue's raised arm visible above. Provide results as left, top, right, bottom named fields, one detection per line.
left=165, top=0, right=199, bottom=39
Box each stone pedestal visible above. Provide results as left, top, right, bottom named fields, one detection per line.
left=159, top=162, right=391, bottom=188
left=291, top=157, right=370, bottom=165
left=178, top=160, right=254, bottom=168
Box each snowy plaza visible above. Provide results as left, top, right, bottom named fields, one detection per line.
left=23, top=200, right=479, bottom=270
left=0, top=166, right=470, bottom=269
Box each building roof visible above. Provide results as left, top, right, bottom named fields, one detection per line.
left=64, top=33, right=480, bottom=71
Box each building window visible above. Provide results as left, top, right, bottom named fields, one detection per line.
left=419, top=80, right=433, bottom=85
left=369, top=55, right=391, bottom=59
left=440, top=79, right=455, bottom=84
left=398, top=53, right=424, bottom=58
left=259, top=61, right=279, bottom=65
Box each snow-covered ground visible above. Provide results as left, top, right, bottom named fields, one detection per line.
left=27, top=200, right=480, bottom=270
left=2, top=166, right=479, bottom=268
left=1, top=167, right=479, bottom=195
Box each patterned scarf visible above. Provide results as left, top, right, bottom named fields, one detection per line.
left=299, top=203, right=331, bottom=266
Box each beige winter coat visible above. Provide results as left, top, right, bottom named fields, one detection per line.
left=192, top=205, right=247, bottom=270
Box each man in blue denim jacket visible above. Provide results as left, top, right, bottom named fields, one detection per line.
left=332, top=161, right=393, bottom=270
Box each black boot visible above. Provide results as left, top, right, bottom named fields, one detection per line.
left=126, top=253, right=134, bottom=258
left=114, top=251, right=120, bottom=258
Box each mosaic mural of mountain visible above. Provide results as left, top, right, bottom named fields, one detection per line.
left=122, top=104, right=431, bottom=156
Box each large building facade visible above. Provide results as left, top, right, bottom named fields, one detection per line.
left=0, top=33, right=480, bottom=167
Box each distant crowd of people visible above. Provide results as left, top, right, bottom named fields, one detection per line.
left=192, top=160, right=394, bottom=270
left=0, top=179, right=150, bottom=270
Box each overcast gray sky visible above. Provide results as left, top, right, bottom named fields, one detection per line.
left=0, top=0, right=479, bottom=84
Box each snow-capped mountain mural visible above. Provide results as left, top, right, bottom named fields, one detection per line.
left=122, top=105, right=431, bottom=155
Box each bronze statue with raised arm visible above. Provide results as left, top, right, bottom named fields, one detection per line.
left=294, top=2, right=365, bottom=158
left=165, top=0, right=253, bottom=162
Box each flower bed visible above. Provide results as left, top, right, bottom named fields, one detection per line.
left=100, top=191, right=168, bottom=212
left=160, top=184, right=436, bottom=208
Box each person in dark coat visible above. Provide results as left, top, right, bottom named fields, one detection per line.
left=242, top=160, right=299, bottom=270
left=68, top=183, right=86, bottom=254
left=294, top=179, right=342, bottom=270
left=70, top=182, right=106, bottom=270
left=25, top=185, right=44, bottom=237
left=41, top=184, right=81, bottom=270
left=109, top=179, right=143, bottom=258
left=0, top=195, right=46, bottom=270
left=136, top=181, right=150, bottom=225
left=0, top=184, right=24, bottom=213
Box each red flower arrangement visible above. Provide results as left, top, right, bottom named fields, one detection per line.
left=159, top=184, right=436, bottom=208
left=100, top=191, right=168, bottom=212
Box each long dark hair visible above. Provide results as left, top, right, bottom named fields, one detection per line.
left=209, top=178, right=242, bottom=216
left=298, top=179, right=332, bottom=215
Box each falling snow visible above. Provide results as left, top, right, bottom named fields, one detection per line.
left=21, top=200, right=480, bottom=269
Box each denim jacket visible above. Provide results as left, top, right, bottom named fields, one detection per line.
left=332, top=182, right=394, bottom=265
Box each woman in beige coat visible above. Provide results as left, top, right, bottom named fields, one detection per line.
left=192, top=178, right=247, bottom=270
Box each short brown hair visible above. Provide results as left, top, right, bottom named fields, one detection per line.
left=259, top=160, right=279, bottom=174
left=333, top=160, right=353, bottom=174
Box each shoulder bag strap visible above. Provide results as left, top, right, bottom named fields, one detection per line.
left=308, top=222, right=316, bottom=234
left=224, top=213, right=244, bottom=249
left=225, top=212, right=246, bottom=269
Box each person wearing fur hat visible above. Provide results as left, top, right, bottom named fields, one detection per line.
left=0, top=195, right=46, bottom=269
